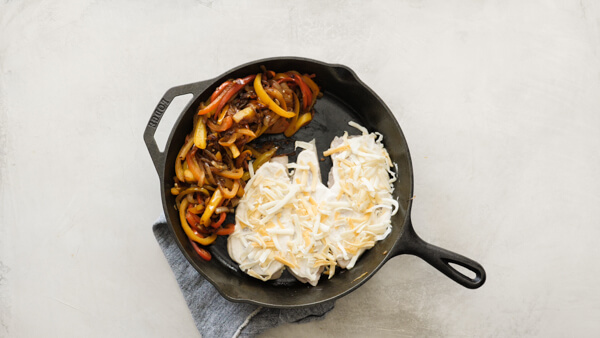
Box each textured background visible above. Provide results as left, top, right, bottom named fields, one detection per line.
left=1, top=0, right=599, bottom=336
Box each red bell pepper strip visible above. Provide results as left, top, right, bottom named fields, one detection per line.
left=216, top=223, right=235, bottom=236
left=211, top=212, right=227, bottom=229
left=186, top=211, right=212, bottom=234
left=277, top=75, right=312, bottom=110
left=215, top=75, right=256, bottom=117
left=189, top=239, right=212, bottom=261
left=293, top=74, right=312, bottom=110
left=186, top=203, right=204, bottom=228
left=211, top=80, right=233, bottom=102
left=185, top=210, right=211, bottom=234
left=198, top=85, right=231, bottom=116
left=186, top=210, right=201, bottom=227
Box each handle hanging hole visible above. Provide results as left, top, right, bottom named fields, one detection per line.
left=448, top=262, right=477, bottom=280
left=154, top=93, right=193, bottom=152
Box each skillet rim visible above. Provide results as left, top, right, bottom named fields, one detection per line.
left=157, top=56, right=414, bottom=308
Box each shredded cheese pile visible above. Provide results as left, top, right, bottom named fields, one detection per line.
left=227, top=122, right=398, bottom=285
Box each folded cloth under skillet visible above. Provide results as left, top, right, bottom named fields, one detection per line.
left=152, top=214, right=335, bottom=338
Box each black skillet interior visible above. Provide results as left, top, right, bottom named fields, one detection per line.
left=145, top=57, right=484, bottom=308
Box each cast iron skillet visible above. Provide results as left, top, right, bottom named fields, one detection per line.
left=144, top=57, right=485, bottom=308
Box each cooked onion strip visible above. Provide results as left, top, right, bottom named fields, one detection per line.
left=218, top=134, right=238, bottom=147
left=235, top=128, right=257, bottom=138
left=186, top=150, right=205, bottom=185
left=219, top=180, right=240, bottom=199
left=215, top=167, right=244, bottom=179
left=265, top=87, right=287, bottom=111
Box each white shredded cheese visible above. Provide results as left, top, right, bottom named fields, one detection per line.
left=228, top=123, right=398, bottom=286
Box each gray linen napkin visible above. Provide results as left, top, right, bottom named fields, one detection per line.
left=152, top=215, right=335, bottom=338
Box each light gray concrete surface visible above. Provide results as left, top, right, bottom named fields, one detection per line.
left=1, top=0, right=599, bottom=337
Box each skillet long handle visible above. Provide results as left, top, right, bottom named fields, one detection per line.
left=143, top=80, right=212, bottom=175
left=394, top=219, right=486, bottom=289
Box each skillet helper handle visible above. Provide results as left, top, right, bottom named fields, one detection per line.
left=395, top=219, right=486, bottom=289
left=143, top=80, right=211, bottom=175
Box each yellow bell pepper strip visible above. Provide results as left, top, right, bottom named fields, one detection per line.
left=215, top=75, right=256, bottom=117
left=193, top=116, right=207, bottom=149
left=295, top=112, right=313, bottom=130
left=229, top=144, right=240, bottom=158
left=200, top=189, right=223, bottom=227
left=252, top=147, right=277, bottom=171
left=177, top=136, right=195, bottom=160
left=285, top=112, right=313, bottom=137
left=254, top=74, right=296, bottom=118
left=175, top=158, right=185, bottom=182
left=188, top=203, right=205, bottom=214
left=215, top=167, right=244, bottom=179
left=183, top=169, right=195, bottom=183
left=273, top=72, right=289, bottom=81
left=179, top=199, right=217, bottom=245
left=236, top=183, right=245, bottom=197
left=232, top=106, right=256, bottom=123
left=284, top=92, right=301, bottom=137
